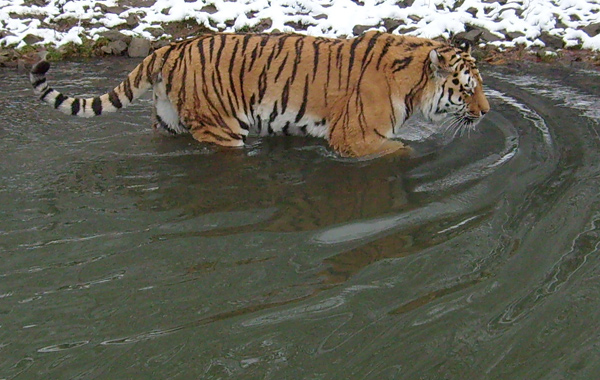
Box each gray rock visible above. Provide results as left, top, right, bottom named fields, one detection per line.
left=252, top=18, right=273, bottom=33
left=353, top=24, right=374, bottom=36
left=95, top=3, right=126, bottom=15
left=539, top=32, right=564, bottom=49
left=0, top=49, right=13, bottom=64
left=200, top=4, right=217, bottom=14
left=126, top=14, right=139, bottom=28
left=152, top=40, right=171, bottom=50
left=455, top=28, right=483, bottom=43
left=466, top=7, right=478, bottom=16
left=107, top=40, right=128, bottom=55
left=582, top=23, right=600, bottom=37
left=145, top=27, right=165, bottom=38
left=23, top=34, right=43, bottom=45
left=382, top=18, right=403, bottom=33
left=128, top=38, right=151, bottom=58
left=480, top=29, right=503, bottom=42
left=99, top=30, right=132, bottom=44
left=504, top=31, right=525, bottom=40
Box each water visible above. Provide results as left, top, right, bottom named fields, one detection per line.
left=2, top=59, right=600, bottom=379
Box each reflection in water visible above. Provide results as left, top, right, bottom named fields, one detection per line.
left=2, top=61, right=600, bottom=379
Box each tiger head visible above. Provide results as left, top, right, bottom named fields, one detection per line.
left=421, top=41, right=490, bottom=134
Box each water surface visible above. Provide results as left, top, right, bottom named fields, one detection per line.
left=1, top=59, right=600, bottom=379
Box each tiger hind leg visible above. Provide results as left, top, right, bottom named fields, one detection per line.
left=152, top=80, right=188, bottom=135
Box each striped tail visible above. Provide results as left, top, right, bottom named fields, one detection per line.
left=30, top=59, right=153, bottom=118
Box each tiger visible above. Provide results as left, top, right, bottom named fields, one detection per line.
left=30, top=31, right=490, bottom=158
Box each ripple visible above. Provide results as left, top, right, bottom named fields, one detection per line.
left=38, top=340, right=90, bottom=353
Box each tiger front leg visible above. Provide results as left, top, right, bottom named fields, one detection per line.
left=327, top=88, right=412, bottom=158
left=190, top=126, right=246, bottom=148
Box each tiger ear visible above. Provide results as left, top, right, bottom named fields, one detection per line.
left=429, top=49, right=451, bottom=78
left=453, top=38, right=472, bottom=54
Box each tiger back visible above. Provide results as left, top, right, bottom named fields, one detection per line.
left=30, top=31, right=490, bottom=158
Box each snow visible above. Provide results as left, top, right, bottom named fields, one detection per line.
left=1, top=0, right=600, bottom=50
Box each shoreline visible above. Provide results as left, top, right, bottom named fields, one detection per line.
left=3, top=30, right=600, bottom=72
left=2, top=1, right=600, bottom=70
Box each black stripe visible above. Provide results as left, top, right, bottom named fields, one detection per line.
left=123, top=78, right=134, bottom=102
left=54, top=93, right=67, bottom=109
left=361, top=32, right=381, bottom=69
left=376, top=38, right=393, bottom=70
left=258, top=67, right=268, bottom=103
left=241, top=34, right=252, bottom=54
left=227, top=40, right=240, bottom=109
left=312, top=40, right=320, bottom=81
left=215, top=34, right=227, bottom=66
left=40, top=88, right=53, bottom=101
left=71, top=99, right=80, bottom=115
left=295, top=75, right=309, bottom=123
left=208, top=36, right=215, bottom=61
left=281, top=79, right=290, bottom=113
left=146, top=53, right=158, bottom=84
left=108, top=90, right=122, bottom=109
left=269, top=100, right=278, bottom=126
left=32, top=77, right=46, bottom=88
left=248, top=43, right=259, bottom=71
left=374, top=129, right=386, bottom=139
left=291, top=38, right=304, bottom=81
left=391, top=56, right=413, bottom=73
left=31, top=61, right=50, bottom=75
left=346, top=35, right=363, bottom=87
left=92, top=97, right=102, bottom=115
left=275, top=53, right=288, bottom=82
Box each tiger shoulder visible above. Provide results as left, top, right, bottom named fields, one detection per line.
left=30, top=31, right=490, bottom=158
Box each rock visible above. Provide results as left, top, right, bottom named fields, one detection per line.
left=536, top=47, right=558, bottom=62
left=382, top=18, right=403, bottom=33
left=100, top=45, right=112, bottom=55
left=353, top=24, right=374, bottom=36
left=23, top=34, right=43, bottom=45
left=252, top=18, right=273, bottom=33
left=126, top=14, right=140, bottom=28
left=0, top=49, right=13, bottom=64
left=107, top=40, right=128, bottom=55
left=106, top=6, right=126, bottom=14
left=466, top=7, right=478, bottom=17
left=152, top=40, right=171, bottom=50
left=200, top=4, right=217, bottom=13
left=582, top=23, right=600, bottom=37
left=479, top=29, right=502, bottom=42
left=145, top=27, right=165, bottom=38
left=539, top=32, right=564, bottom=49
left=99, top=30, right=132, bottom=44
left=128, top=38, right=151, bottom=58
left=504, top=31, right=525, bottom=40
left=455, top=28, right=483, bottom=44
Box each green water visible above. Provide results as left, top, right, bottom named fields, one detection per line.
left=2, top=60, right=600, bottom=379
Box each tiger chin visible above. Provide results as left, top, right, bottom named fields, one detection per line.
left=30, top=31, right=490, bottom=158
